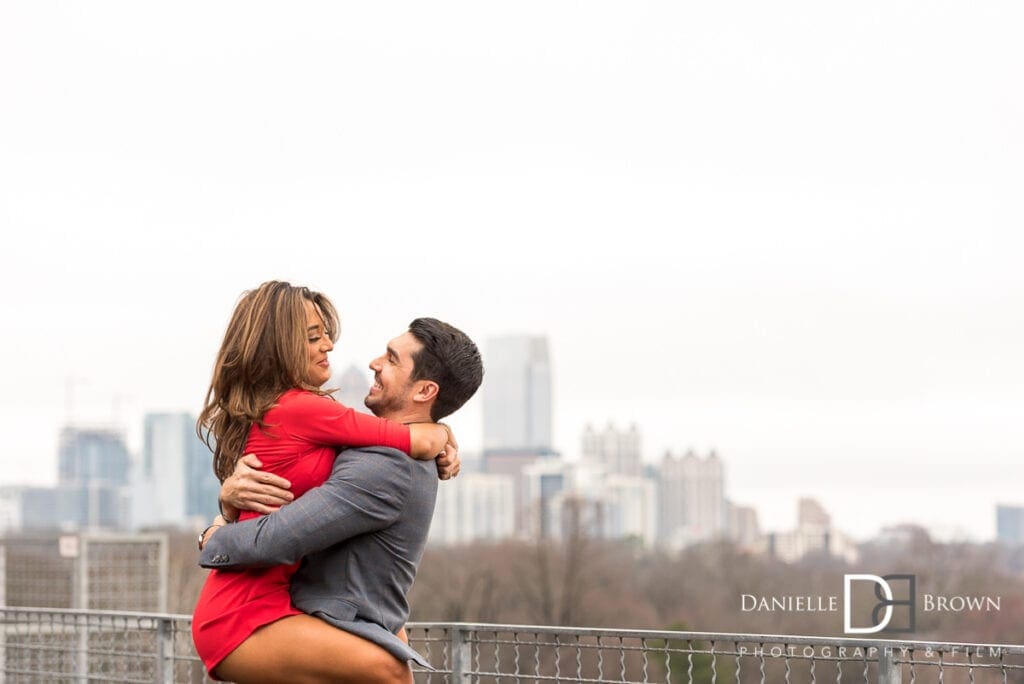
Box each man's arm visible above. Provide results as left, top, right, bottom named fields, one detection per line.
left=200, top=448, right=410, bottom=569
left=221, top=439, right=453, bottom=520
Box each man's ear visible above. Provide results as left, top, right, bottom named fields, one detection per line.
left=411, top=380, right=439, bottom=404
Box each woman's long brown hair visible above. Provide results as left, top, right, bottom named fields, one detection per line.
left=197, top=281, right=340, bottom=482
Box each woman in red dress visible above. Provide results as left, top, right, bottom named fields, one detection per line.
left=191, top=281, right=451, bottom=682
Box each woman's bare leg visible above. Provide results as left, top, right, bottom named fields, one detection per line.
left=214, top=614, right=413, bottom=684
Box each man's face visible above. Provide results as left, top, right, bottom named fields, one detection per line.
left=365, top=331, right=424, bottom=417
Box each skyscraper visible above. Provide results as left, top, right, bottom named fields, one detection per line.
left=581, top=422, right=643, bottom=477
left=997, top=504, right=1024, bottom=547
left=727, top=502, right=761, bottom=551
left=429, top=473, right=516, bottom=545
left=523, top=458, right=570, bottom=538
left=133, top=413, right=218, bottom=528
left=47, top=427, right=132, bottom=530
left=599, top=474, right=658, bottom=547
left=58, top=427, right=130, bottom=488
left=657, top=449, right=726, bottom=548
left=481, top=334, right=556, bottom=536
left=768, top=498, right=858, bottom=564
left=483, top=335, right=552, bottom=452
left=10, top=429, right=128, bottom=532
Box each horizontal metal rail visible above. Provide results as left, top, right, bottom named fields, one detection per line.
left=2, top=608, right=1022, bottom=682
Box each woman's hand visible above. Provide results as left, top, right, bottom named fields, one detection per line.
left=408, top=423, right=451, bottom=460
left=408, top=423, right=460, bottom=479
left=435, top=423, right=460, bottom=480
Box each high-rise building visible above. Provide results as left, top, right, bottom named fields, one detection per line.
left=21, top=484, right=127, bottom=531
left=481, top=334, right=556, bottom=535
left=483, top=449, right=555, bottom=536
left=997, top=504, right=1024, bottom=547
left=581, top=422, right=643, bottom=478
left=35, top=427, right=134, bottom=531
left=429, top=473, right=516, bottom=545
left=483, top=335, right=552, bottom=452
left=798, top=498, right=831, bottom=529
left=0, top=486, right=23, bottom=533
left=599, top=474, right=658, bottom=547
left=133, top=413, right=218, bottom=528
left=523, top=459, right=571, bottom=538
left=326, top=364, right=372, bottom=414
left=657, top=449, right=726, bottom=548
left=58, top=427, right=130, bottom=488
left=727, top=502, right=761, bottom=551
left=767, top=498, right=858, bottom=564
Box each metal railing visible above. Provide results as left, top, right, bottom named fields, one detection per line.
left=2, top=607, right=1023, bottom=683
left=1, top=607, right=204, bottom=683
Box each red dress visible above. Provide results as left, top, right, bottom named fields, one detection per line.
left=191, top=389, right=411, bottom=674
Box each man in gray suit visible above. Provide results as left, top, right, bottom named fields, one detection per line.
left=198, top=317, right=483, bottom=679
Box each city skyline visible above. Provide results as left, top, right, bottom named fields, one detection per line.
left=2, top=393, right=1018, bottom=549
left=1, top=1, right=1021, bottom=544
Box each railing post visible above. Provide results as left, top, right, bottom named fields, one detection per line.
left=157, top=617, right=175, bottom=683
left=877, top=645, right=902, bottom=684
left=450, top=625, right=472, bottom=683
left=75, top=538, right=90, bottom=683
left=0, top=547, right=6, bottom=678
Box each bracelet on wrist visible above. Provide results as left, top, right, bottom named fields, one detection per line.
left=198, top=523, right=222, bottom=551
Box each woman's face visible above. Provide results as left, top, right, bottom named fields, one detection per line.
left=304, top=298, right=334, bottom=387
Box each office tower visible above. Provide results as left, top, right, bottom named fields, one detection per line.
left=997, top=505, right=1024, bottom=547
left=41, top=427, right=133, bottom=531
left=0, top=487, right=23, bottom=533
left=58, top=427, right=130, bottom=488
left=798, top=497, right=831, bottom=529
left=727, top=502, right=761, bottom=550
left=581, top=422, right=643, bottom=478
left=183, top=419, right=220, bottom=521
left=481, top=334, right=556, bottom=535
left=429, top=473, right=516, bottom=545
left=768, top=498, right=858, bottom=564
left=600, top=475, right=658, bottom=547
left=523, top=459, right=571, bottom=538
left=796, top=498, right=832, bottom=544
left=133, top=413, right=218, bottom=528
left=326, top=364, right=372, bottom=414
left=483, top=335, right=552, bottom=451
left=657, top=449, right=726, bottom=548
left=21, top=484, right=126, bottom=531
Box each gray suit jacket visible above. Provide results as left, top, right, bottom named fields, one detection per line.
left=199, top=446, right=438, bottom=667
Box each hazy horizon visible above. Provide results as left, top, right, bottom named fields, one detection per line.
left=2, top=1, right=1021, bottom=544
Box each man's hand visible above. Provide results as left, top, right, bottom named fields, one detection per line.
left=220, top=454, right=294, bottom=518
left=435, top=424, right=460, bottom=480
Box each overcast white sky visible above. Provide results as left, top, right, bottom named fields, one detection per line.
left=1, top=1, right=1021, bottom=542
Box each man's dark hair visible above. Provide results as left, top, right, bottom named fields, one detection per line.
left=407, top=317, right=484, bottom=421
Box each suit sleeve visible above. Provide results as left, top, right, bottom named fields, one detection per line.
left=282, top=392, right=411, bottom=454
left=200, top=451, right=411, bottom=568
